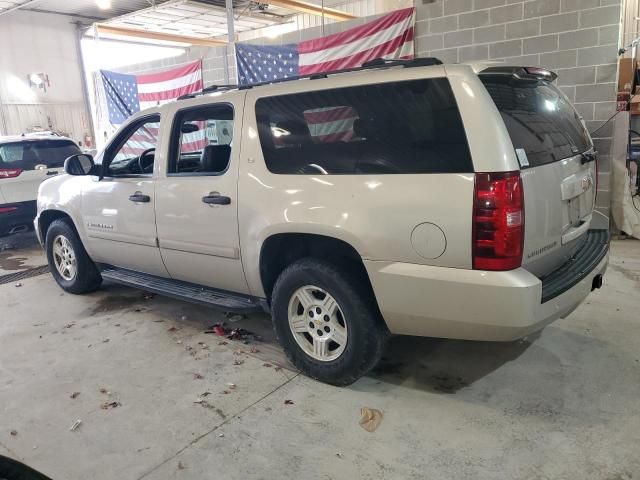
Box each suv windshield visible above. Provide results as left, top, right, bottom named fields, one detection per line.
left=480, top=77, right=592, bottom=168
left=0, top=139, right=81, bottom=170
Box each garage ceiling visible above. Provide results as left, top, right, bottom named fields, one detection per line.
left=2, top=0, right=356, bottom=44
left=102, top=0, right=286, bottom=39
left=0, top=0, right=159, bottom=20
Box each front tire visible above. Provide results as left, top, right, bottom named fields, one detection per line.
left=45, top=219, right=102, bottom=294
left=271, top=258, right=387, bottom=386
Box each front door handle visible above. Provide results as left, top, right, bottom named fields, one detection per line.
left=202, top=193, right=231, bottom=205
left=129, top=193, right=150, bottom=203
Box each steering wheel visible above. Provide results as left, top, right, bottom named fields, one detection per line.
left=137, top=148, right=156, bottom=174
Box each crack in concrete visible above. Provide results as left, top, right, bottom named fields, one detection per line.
left=136, top=372, right=300, bottom=480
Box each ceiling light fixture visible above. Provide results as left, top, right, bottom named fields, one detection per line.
left=96, top=0, right=112, bottom=10
left=29, top=73, right=43, bottom=86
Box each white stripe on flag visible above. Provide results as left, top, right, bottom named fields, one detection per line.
left=139, top=99, right=172, bottom=109
left=382, top=40, right=414, bottom=59
left=137, top=70, right=202, bottom=95
left=299, top=14, right=413, bottom=67
left=308, top=119, right=355, bottom=137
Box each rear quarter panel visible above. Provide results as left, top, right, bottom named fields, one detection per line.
left=445, top=64, right=521, bottom=173
left=239, top=67, right=485, bottom=297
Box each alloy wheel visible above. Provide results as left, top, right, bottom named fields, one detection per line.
left=52, top=235, right=77, bottom=281
left=287, top=285, right=348, bottom=362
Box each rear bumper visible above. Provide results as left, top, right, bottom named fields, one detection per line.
left=0, top=201, right=36, bottom=237
left=365, top=231, right=609, bottom=341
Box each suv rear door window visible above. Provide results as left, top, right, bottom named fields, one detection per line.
left=255, top=78, right=473, bottom=175
left=0, top=140, right=80, bottom=170
left=480, top=78, right=592, bottom=168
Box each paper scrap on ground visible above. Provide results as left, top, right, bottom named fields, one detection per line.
left=359, top=407, right=383, bottom=432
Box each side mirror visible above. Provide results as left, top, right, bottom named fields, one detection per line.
left=64, top=154, right=95, bottom=176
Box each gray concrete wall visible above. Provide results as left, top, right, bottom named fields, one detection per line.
left=415, top=0, right=622, bottom=215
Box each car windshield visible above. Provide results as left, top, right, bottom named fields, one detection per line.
left=480, top=77, right=592, bottom=168
left=0, top=139, right=81, bottom=169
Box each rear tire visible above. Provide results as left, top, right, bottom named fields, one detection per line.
left=45, top=219, right=102, bottom=294
left=271, top=258, right=387, bottom=386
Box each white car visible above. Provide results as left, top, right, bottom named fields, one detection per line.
left=35, top=59, right=609, bottom=385
left=0, top=135, right=81, bottom=237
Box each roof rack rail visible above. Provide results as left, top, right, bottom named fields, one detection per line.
left=238, top=56, right=443, bottom=90
left=177, top=84, right=238, bottom=100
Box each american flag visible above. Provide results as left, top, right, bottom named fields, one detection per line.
left=100, top=60, right=206, bottom=155
left=236, top=7, right=415, bottom=85
left=304, top=106, right=357, bottom=142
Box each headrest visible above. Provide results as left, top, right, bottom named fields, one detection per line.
left=275, top=120, right=311, bottom=146
left=21, top=145, right=39, bottom=163
left=200, top=144, right=231, bottom=173
left=352, top=117, right=377, bottom=140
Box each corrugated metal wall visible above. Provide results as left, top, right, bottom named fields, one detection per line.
left=0, top=102, right=89, bottom=143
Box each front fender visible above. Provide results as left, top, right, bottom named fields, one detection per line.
left=37, top=175, right=91, bottom=252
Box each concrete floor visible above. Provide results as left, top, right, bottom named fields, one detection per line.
left=0, top=234, right=639, bottom=480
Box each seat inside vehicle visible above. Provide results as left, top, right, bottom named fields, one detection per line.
left=200, top=144, right=231, bottom=173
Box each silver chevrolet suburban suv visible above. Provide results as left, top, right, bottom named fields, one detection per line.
left=35, top=59, right=609, bottom=385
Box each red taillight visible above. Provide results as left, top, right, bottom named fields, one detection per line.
left=473, top=171, right=524, bottom=271
left=0, top=206, right=18, bottom=214
left=0, top=168, right=22, bottom=178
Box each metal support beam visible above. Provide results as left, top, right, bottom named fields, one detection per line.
left=224, top=0, right=236, bottom=84
left=94, top=24, right=227, bottom=47
left=261, top=0, right=355, bottom=21
left=74, top=22, right=96, bottom=147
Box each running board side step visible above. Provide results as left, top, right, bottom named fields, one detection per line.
left=100, top=266, right=267, bottom=314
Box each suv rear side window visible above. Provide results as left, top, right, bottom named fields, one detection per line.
left=255, top=78, right=473, bottom=175
left=480, top=78, right=592, bottom=168
left=0, top=140, right=80, bottom=170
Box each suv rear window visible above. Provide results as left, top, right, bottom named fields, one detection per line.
left=255, top=78, right=473, bottom=175
left=0, top=139, right=81, bottom=170
left=480, top=78, right=592, bottom=168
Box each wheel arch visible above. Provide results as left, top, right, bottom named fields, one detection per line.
left=38, top=210, right=77, bottom=242
left=258, top=232, right=378, bottom=307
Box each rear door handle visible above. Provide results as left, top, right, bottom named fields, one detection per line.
left=202, top=193, right=231, bottom=205
left=129, top=194, right=150, bottom=203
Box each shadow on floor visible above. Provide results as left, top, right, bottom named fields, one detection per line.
left=368, top=334, right=535, bottom=394
left=80, top=282, right=537, bottom=395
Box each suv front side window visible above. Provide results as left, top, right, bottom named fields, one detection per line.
left=168, top=104, right=234, bottom=176
left=105, top=115, right=160, bottom=176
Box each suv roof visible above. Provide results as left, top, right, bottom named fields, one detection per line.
left=0, top=134, right=74, bottom=145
